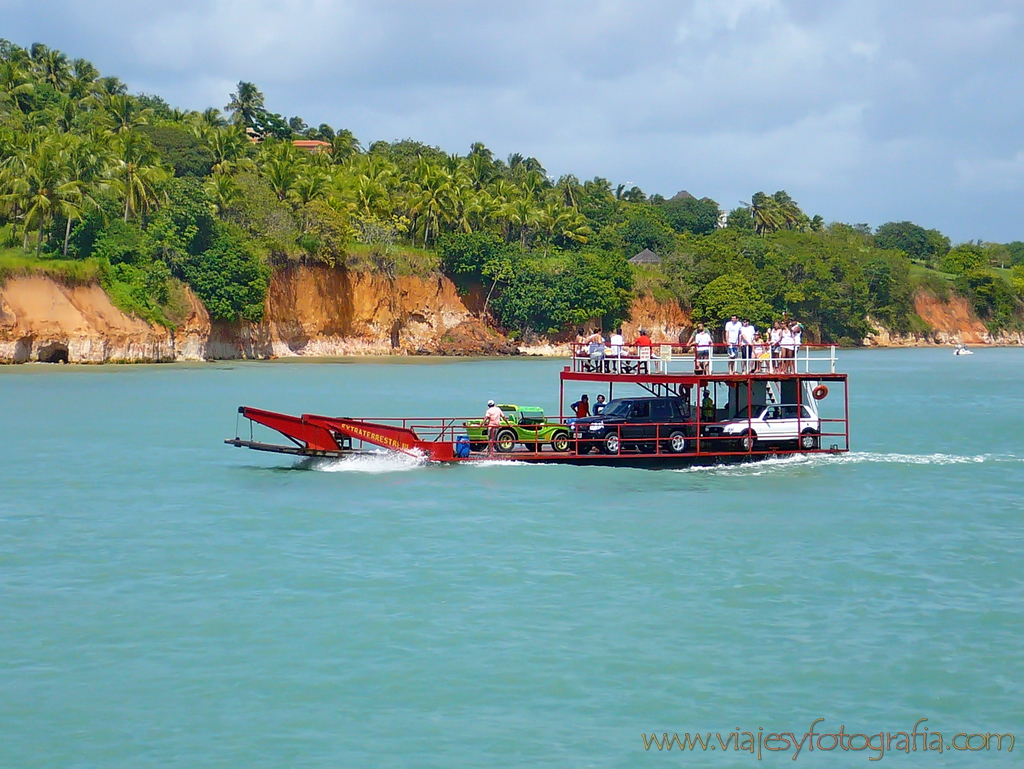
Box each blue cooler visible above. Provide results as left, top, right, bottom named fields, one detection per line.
left=454, top=435, right=471, bottom=458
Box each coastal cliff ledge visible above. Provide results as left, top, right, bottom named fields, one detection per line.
left=0, top=268, right=1018, bottom=364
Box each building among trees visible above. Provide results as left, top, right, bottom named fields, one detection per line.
left=628, top=248, right=661, bottom=265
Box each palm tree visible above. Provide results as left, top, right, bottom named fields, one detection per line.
left=745, top=192, right=782, bottom=235
left=407, top=160, right=453, bottom=245
left=59, top=134, right=112, bottom=253
left=201, top=125, right=252, bottom=174
left=37, top=49, right=70, bottom=91
left=293, top=169, right=331, bottom=206
left=225, top=81, right=265, bottom=129
left=0, top=59, right=35, bottom=114
left=258, top=140, right=308, bottom=202
left=556, top=174, right=581, bottom=209
left=330, top=129, right=362, bottom=164
left=67, top=59, right=98, bottom=100
left=100, top=94, right=153, bottom=134
left=500, top=194, right=541, bottom=247
left=199, top=108, right=227, bottom=128
left=2, top=133, right=82, bottom=253
left=95, top=76, right=127, bottom=96
left=113, top=131, right=169, bottom=221
left=204, top=173, right=242, bottom=217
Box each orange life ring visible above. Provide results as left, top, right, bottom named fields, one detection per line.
left=812, top=385, right=829, bottom=400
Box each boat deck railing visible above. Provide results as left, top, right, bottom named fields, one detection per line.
left=320, top=414, right=850, bottom=456
left=569, top=342, right=839, bottom=377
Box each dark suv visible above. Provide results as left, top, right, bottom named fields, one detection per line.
left=572, top=397, right=694, bottom=455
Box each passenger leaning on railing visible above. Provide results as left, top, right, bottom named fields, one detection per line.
left=689, top=323, right=712, bottom=374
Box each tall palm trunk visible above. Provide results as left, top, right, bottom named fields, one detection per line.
left=63, top=215, right=72, bottom=256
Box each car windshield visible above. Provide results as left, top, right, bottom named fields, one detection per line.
left=600, top=399, right=632, bottom=417
left=733, top=405, right=762, bottom=420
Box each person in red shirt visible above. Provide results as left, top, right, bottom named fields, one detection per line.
left=634, top=329, right=653, bottom=348
left=571, top=394, right=590, bottom=418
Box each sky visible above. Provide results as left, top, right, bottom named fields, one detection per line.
left=4, top=0, right=1023, bottom=242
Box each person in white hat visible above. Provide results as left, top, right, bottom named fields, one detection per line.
left=484, top=400, right=504, bottom=452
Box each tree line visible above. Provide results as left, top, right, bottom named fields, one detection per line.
left=1, top=39, right=1022, bottom=338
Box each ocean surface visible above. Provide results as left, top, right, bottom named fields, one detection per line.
left=1, top=349, right=1022, bottom=767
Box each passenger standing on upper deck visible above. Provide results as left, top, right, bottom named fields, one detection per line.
left=689, top=323, right=713, bottom=374
left=769, top=321, right=783, bottom=372
left=739, top=319, right=755, bottom=374
left=609, top=328, right=625, bottom=371
left=587, top=329, right=605, bottom=372
left=635, top=329, right=652, bottom=348
left=724, top=315, right=743, bottom=374
left=780, top=323, right=795, bottom=373
left=790, top=321, right=803, bottom=370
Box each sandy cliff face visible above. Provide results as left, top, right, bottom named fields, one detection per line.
left=205, top=266, right=491, bottom=358
left=865, top=290, right=1024, bottom=346
left=0, top=275, right=179, bottom=363
left=0, top=266, right=496, bottom=363
left=1, top=273, right=1018, bottom=364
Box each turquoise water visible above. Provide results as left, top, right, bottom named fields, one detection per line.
left=1, top=349, right=1022, bottom=767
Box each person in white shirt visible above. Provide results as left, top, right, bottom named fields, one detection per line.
left=780, top=325, right=795, bottom=373
left=769, top=321, right=783, bottom=373
left=790, top=322, right=803, bottom=366
left=689, top=323, right=713, bottom=374
left=723, top=315, right=743, bottom=374
left=739, top=319, right=756, bottom=373
left=484, top=399, right=504, bottom=452
left=608, top=327, right=624, bottom=372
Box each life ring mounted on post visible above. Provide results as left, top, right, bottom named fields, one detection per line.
left=812, top=385, right=829, bottom=400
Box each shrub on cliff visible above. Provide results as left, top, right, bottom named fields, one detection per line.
left=693, top=274, right=773, bottom=327
left=175, top=223, right=270, bottom=323
left=953, top=269, right=1021, bottom=333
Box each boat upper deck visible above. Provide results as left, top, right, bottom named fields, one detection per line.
left=564, top=342, right=844, bottom=385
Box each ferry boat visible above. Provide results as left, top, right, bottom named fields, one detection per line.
left=225, top=342, right=850, bottom=469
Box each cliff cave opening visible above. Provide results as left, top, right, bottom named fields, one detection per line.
left=37, top=342, right=69, bottom=363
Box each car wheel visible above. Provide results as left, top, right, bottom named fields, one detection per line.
left=550, top=430, right=570, bottom=453
left=495, top=428, right=517, bottom=453
left=740, top=430, right=757, bottom=452
left=800, top=429, right=820, bottom=450
left=665, top=430, right=689, bottom=454
left=602, top=432, right=621, bottom=454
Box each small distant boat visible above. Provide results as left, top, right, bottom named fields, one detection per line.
left=954, top=343, right=974, bottom=356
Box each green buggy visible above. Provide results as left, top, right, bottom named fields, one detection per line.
left=464, top=404, right=571, bottom=453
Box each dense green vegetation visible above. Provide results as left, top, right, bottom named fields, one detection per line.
left=2, top=40, right=1023, bottom=338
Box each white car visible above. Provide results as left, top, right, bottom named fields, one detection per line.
left=706, top=403, right=821, bottom=451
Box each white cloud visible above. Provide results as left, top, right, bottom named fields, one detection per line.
left=4, top=0, right=1024, bottom=239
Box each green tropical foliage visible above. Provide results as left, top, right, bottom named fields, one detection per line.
left=1, top=39, right=1021, bottom=338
